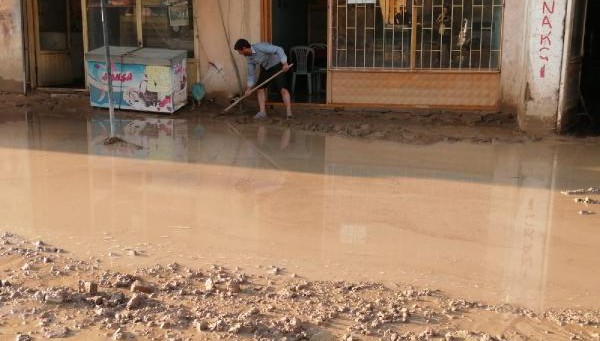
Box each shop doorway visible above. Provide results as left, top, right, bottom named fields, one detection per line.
left=578, top=0, right=600, bottom=132
left=269, top=0, right=327, bottom=104
left=32, top=0, right=85, bottom=88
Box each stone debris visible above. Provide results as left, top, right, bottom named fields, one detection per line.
left=562, top=187, right=600, bottom=196
left=44, top=291, right=66, bottom=304
left=0, top=233, right=598, bottom=341
left=126, top=293, right=146, bottom=310
left=194, top=319, right=209, bottom=331
left=112, top=328, right=129, bottom=340
left=15, top=334, right=32, bottom=341
left=574, top=197, right=600, bottom=205
left=227, top=280, right=241, bottom=293
left=78, top=280, right=98, bottom=295
left=268, top=266, right=281, bottom=275
left=204, top=278, right=215, bottom=291
left=41, top=326, right=70, bottom=338
left=130, top=280, right=154, bottom=293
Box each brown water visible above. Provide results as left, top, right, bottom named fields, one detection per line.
left=0, top=113, right=599, bottom=312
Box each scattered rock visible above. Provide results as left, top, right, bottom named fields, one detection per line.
left=114, top=274, right=136, bottom=288
left=562, top=187, right=600, bottom=196
left=130, top=280, right=154, bottom=293
left=78, top=281, right=98, bottom=295
left=41, top=326, right=70, bottom=338
left=126, top=293, right=146, bottom=310
left=112, top=328, right=132, bottom=340
left=574, top=197, right=600, bottom=204
left=15, top=334, right=32, bottom=341
left=204, top=278, right=215, bottom=292
left=227, top=281, right=241, bottom=293
left=228, top=323, right=242, bottom=334
left=194, top=319, right=209, bottom=331
left=44, top=292, right=65, bottom=304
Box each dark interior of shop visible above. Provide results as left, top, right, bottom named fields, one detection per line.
left=270, top=0, right=327, bottom=104
left=579, top=0, right=600, bottom=133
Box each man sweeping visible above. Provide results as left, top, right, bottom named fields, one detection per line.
left=234, top=39, right=293, bottom=120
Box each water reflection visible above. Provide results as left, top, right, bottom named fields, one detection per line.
left=0, top=112, right=597, bottom=311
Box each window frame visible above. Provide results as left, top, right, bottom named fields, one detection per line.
left=329, top=0, right=504, bottom=72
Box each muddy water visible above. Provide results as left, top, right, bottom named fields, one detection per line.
left=0, top=113, right=598, bottom=312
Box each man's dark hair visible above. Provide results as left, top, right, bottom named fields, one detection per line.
left=234, top=39, right=251, bottom=51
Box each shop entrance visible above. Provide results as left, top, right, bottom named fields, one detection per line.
left=32, top=0, right=85, bottom=88
left=269, top=0, right=328, bottom=104
left=578, top=0, right=600, bottom=132
left=558, top=0, right=600, bottom=133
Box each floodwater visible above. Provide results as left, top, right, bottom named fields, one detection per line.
left=0, top=112, right=599, bottom=313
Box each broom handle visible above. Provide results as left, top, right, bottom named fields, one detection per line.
left=223, top=64, right=294, bottom=113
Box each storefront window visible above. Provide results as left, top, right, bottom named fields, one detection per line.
left=332, top=0, right=503, bottom=70
left=86, top=0, right=194, bottom=57
left=141, top=0, right=195, bottom=57
left=87, top=0, right=138, bottom=50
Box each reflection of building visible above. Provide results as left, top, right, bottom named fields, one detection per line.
left=0, top=0, right=594, bottom=132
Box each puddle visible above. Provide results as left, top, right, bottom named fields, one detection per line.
left=0, top=113, right=598, bottom=312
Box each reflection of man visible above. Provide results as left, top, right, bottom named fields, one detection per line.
left=257, top=126, right=291, bottom=151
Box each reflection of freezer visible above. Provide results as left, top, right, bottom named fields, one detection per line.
left=87, top=116, right=188, bottom=161
left=85, top=46, right=188, bottom=113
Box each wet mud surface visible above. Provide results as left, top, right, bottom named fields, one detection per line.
left=0, top=92, right=599, bottom=340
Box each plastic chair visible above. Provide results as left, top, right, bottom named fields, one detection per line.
left=309, top=43, right=327, bottom=67
left=290, top=46, right=315, bottom=94
left=308, top=43, right=327, bottom=93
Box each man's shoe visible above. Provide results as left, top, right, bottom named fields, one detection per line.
left=254, top=112, right=267, bottom=120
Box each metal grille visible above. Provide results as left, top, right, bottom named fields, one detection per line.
left=332, top=0, right=503, bottom=71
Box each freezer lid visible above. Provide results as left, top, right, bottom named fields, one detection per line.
left=85, top=47, right=187, bottom=66
left=123, top=48, right=188, bottom=66
left=85, top=46, right=140, bottom=62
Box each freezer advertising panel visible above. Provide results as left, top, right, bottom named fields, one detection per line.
left=87, top=60, right=187, bottom=113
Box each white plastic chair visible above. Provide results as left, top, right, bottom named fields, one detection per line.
left=290, top=46, right=315, bottom=94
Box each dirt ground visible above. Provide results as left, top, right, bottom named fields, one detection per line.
left=0, top=91, right=600, bottom=341
left=1, top=233, right=599, bottom=341
left=2, top=91, right=597, bottom=146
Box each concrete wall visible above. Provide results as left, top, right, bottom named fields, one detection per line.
left=0, top=0, right=25, bottom=93
left=500, top=0, right=529, bottom=126
left=523, top=0, right=568, bottom=133
left=501, top=0, right=569, bottom=134
left=196, top=0, right=262, bottom=102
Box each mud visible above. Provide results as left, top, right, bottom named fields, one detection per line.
left=0, top=92, right=599, bottom=340
left=2, top=91, right=599, bottom=145
left=1, top=233, right=599, bottom=341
